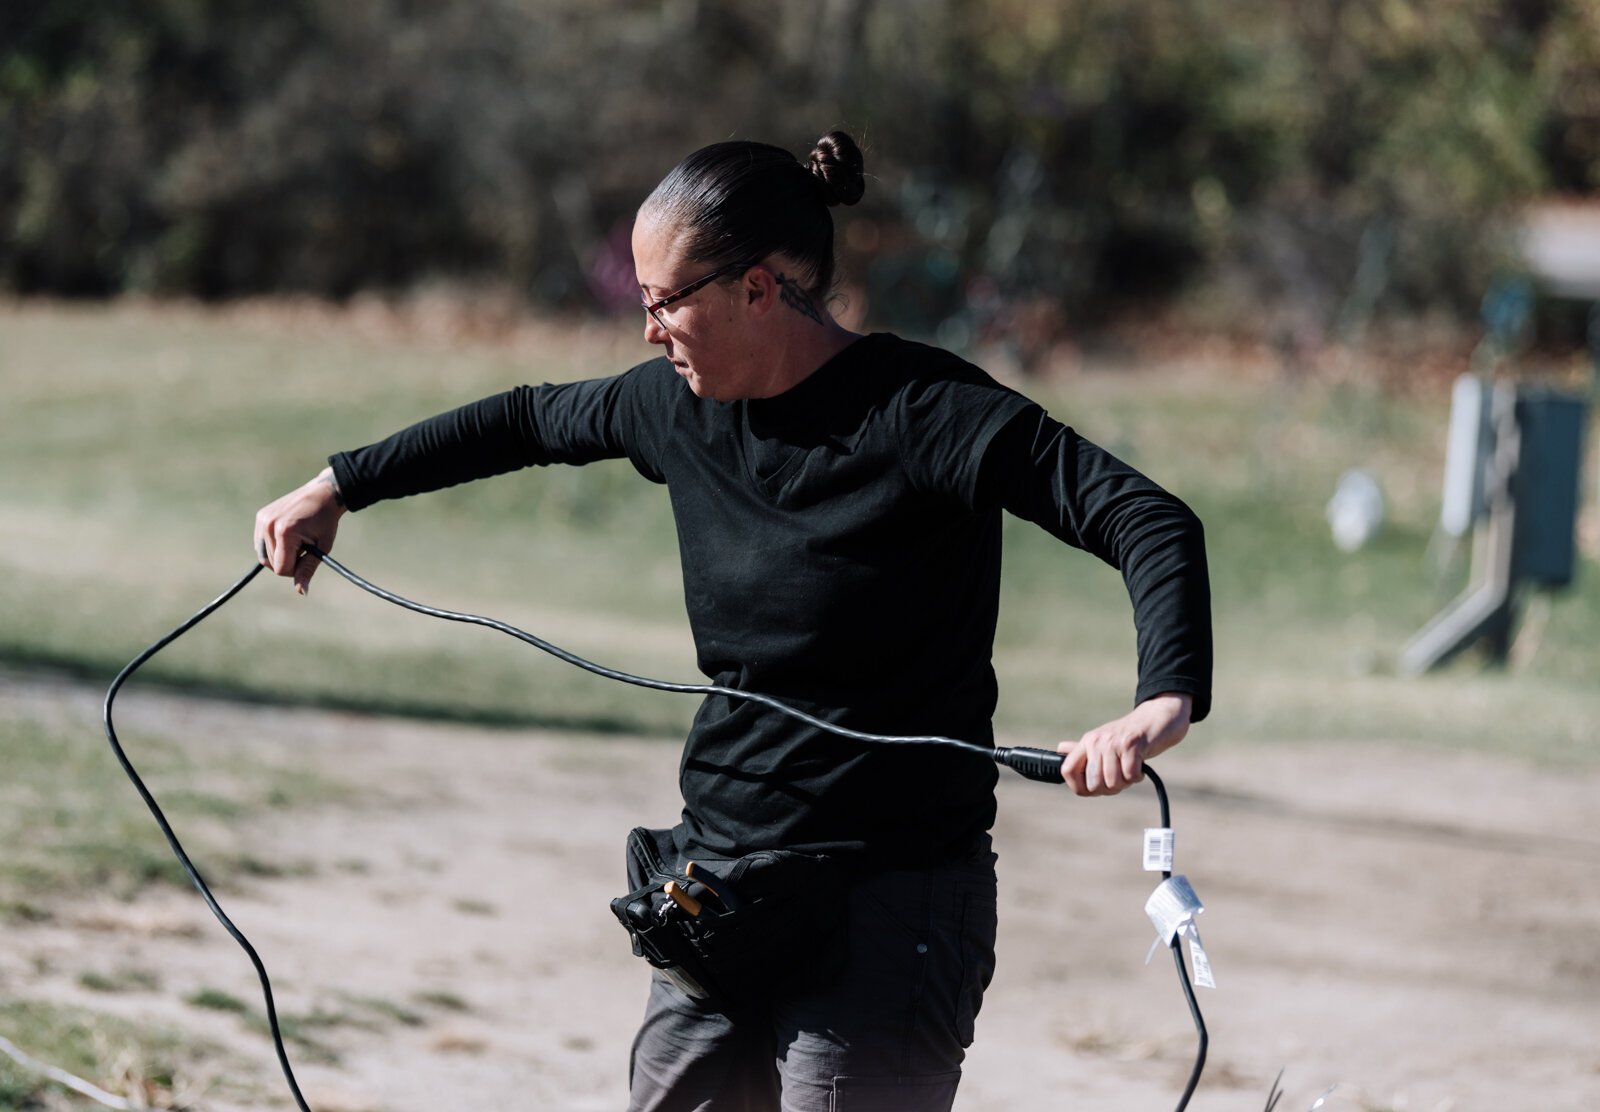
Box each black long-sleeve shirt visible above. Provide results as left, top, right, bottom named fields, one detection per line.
left=330, top=332, right=1211, bottom=867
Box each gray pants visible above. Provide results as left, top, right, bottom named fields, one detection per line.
left=628, top=842, right=999, bottom=1112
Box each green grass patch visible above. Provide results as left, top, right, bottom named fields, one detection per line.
left=184, top=987, right=248, bottom=1014
left=0, top=999, right=229, bottom=1109
left=1, top=302, right=1595, bottom=762
left=237, top=1010, right=341, bottom=1066
left=78, top=967, right=162, bottom=994
left=0, top=691, right=351, bottom=914
left=412, top=989, right=470, bottom=1013
left=185, top=987, right=426, bottom=1070
left=342, top=994, right=426, bottom=1028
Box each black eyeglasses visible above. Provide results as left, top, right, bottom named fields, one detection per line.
left=640, top=259, right=757, bottom=328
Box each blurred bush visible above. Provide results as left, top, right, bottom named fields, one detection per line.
left=1, top=0, right=1596, bottom=337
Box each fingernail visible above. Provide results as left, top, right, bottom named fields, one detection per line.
left=296, top=582, right=307, bottom=597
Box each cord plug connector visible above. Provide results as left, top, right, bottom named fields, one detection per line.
left=991, top=745, right=1066, bottom=784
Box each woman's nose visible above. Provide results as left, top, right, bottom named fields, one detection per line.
left=643, top=310, right=668, bottom=345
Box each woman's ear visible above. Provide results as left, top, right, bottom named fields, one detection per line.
left=742, top=265, right=779, bottom=314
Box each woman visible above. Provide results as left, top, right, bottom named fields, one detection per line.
left=254, top=130, right=1211, bottom=1111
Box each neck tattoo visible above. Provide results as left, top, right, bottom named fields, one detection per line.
left=775, top=273, right=824, bottom=326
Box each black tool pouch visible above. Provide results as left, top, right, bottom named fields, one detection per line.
left=610, top=826, right=849, bottom=1014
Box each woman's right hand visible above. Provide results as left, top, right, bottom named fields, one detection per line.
left=254, top=467, right=347, bottom=595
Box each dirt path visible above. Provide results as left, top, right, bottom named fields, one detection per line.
left=5, top=676, right=1599, bottom=1111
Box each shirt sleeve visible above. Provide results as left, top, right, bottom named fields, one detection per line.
left=977, top=407, right=1214, bottom=722
left=328, top=360, right=672, bottom=511
left=892, top=359, right=1036, bottom=508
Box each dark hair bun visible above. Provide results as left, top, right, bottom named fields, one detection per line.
left=808, top=131, right=865, bottom=207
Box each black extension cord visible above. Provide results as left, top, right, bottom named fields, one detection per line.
left=102, top=549, right=1207, bottom=1111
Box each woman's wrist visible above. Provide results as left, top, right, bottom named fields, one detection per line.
left=314, top=467, right=346, bottom=510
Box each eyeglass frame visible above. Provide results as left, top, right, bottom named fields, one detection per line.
left=640, top=258, right=761, bottom=328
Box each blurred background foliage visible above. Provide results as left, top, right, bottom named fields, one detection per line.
left=3, top=0, right=1598, bottom=350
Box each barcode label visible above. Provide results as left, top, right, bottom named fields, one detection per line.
left=1189, top=932, right=1215, bottom=988
left=1143, top=827, right=1175, bottom=872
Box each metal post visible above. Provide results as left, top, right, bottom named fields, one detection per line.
left=1399, top=384, right=1521, bottom=674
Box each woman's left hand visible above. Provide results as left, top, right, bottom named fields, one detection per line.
left=1056, top=693, right=1193, bottom=797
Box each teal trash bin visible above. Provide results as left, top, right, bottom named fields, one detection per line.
left=1514, top=387, right=1589, bottom=588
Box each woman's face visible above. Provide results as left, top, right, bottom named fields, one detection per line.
left=632, top=215, right=764, bottom=402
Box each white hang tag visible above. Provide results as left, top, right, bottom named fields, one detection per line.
left=1143, top=874, right=1215, bottom=988
left=1186, top=925, right=1215, bottom=988
left=1143, top=827, right=1175, bottom=872
left=1145, top=874, right=1202, bottom=944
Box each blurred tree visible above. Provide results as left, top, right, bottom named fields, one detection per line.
left=1538, top=1, right=1600, bottom=191
left=0, top=0, right=1594, bottom=345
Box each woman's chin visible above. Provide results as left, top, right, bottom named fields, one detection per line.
left=680, top=371, right=715, bottom=399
